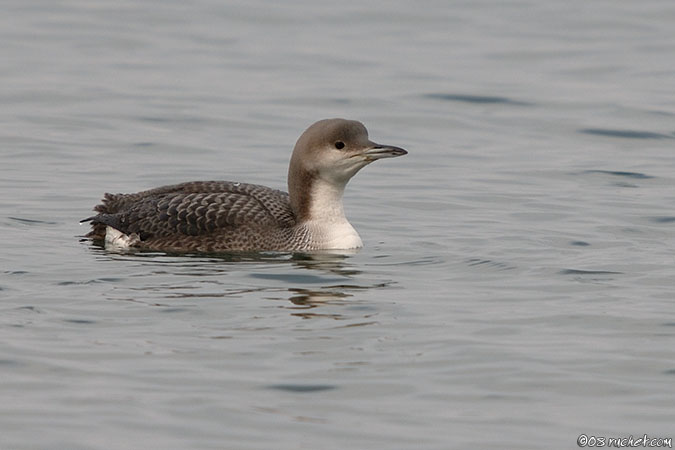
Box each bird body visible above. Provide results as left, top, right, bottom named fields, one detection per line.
left=83, top=119, right=407, bottom=252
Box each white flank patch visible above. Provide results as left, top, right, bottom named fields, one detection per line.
left=104, top=226, right=139, bottom=250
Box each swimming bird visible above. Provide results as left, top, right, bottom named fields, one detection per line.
left=82, top=118, right=407, bottom=252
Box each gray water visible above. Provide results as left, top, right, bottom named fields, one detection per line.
left=2, top=1, right=674, bottom=449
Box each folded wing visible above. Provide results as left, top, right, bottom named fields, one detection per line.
left=84, top=181, right=295, bottom=241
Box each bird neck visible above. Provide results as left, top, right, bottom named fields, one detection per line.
left=289, top=169, right=349, bottom=224
left=290, top=175, right=363, bottom=250
left=306, top=178, right=348, bottom=223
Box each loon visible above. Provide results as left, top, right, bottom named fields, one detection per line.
left=82, top=118, right=407, bottom=252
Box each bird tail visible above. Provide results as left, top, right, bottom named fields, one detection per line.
left=82, top=192, right=126, bottom=240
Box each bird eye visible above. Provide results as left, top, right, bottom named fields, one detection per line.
left=334, top=141, right=345, bottom=149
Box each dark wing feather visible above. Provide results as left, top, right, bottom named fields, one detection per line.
left=85, top=181, right=296, bottom=240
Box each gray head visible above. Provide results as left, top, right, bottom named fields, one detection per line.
left=288, top=118, right=407, bottom=221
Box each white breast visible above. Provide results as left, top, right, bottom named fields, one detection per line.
left=303, top=220, right=363, bottom=250
left=299, top=178, right=364, bottom=249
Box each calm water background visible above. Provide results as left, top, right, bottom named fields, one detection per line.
left=1, top=1, right=674, bottom=449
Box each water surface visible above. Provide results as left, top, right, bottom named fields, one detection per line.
left=1, top=1, right=674, bottom=449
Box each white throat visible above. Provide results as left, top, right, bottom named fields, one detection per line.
left=302, top=179, right=363, bottom=249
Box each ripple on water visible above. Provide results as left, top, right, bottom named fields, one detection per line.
left=423, top=93, right=532, bottom=106
left=365, top=255, right=446, bottom=267
left=465, top=258, right=517, bottom=271
left=248, top=273, right=347, bottom=284
left=8, top=217, right=59, bottom=225
left=0, top=359, right=23, bottom=367
left=579, top=128, right=673, bottom=139
left=15, top=306, right=43, bottom=313
left=63, top=319, right=97, bottom=325
left=581, top=170, right=654, bottom=179
left=649, top=216, right=675, bottom=224
left=57, top=277, right=124, bottom=286
left=266, top=384, right=337, bottom=393
left=559, top=269, right=623, bottom=275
